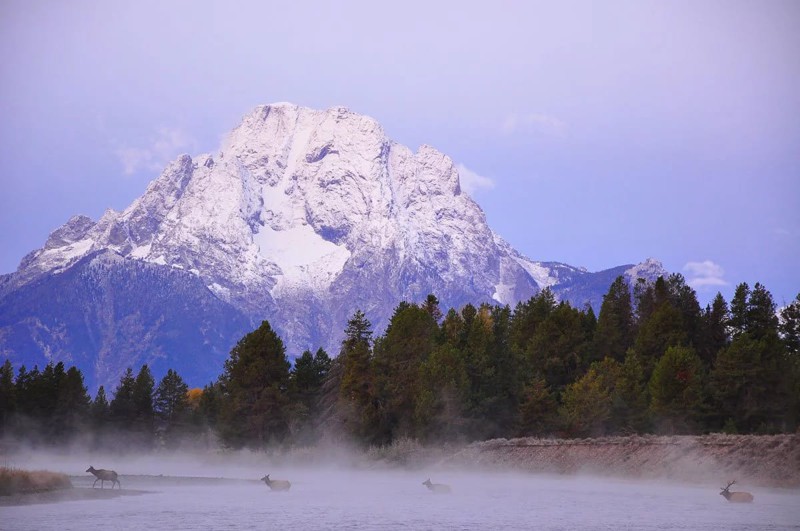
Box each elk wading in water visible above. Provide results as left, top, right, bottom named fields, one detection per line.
left=720, top=480, right=754, bottom=503
left=422, top=478, right=451, bottom=493
left=86, top=466, right=120, bottom=489
left=261, top=474, right=291, bottom=491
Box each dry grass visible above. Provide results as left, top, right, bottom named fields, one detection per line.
left=0, top=467, right=72, bottom=496
left=443, top=433, right=800, bottom=488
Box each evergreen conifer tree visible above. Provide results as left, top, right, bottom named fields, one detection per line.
left=110, top=368, right=136, bottom=425
left=91, top=386, right=110, bottom=427
left=54, top=366, right=90, bottom=438
left=154, top=369, right=190, bottom=427
left=698, top=293, right=730, bottom=368
left=0, top=360, right=15, bottom=436
left=593, top=276, right=635, bottom=362
left=648, top=346, right=704, bottom=433
left=518, top=375, right=558, bottom=436
left=218, top=320, right=292, bottom=448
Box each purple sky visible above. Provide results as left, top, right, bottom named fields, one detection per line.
left=1, top=0, right=798, bottom=306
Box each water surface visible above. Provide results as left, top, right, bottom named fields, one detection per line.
left=3, top=470, right=798, bottom=530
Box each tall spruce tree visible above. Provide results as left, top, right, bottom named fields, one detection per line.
left=525, top=301, right=590, bottom=395
left=648, top=346, right=705, bottom=434
left=338, top=310, right=376, bottom=440
left=698, top=293, right=730, bottom=368
left=91, top=386, right=110, bottom=427
left=154, top=369, right=190, bottom=428
left=593, top=276, right=635, bottom=362
left=517, top=375, right=558, bottom=436
left=110, top=368, right=136, bottom=425
left=54, top=366, right=90, bottom=438
left=416, top=342, right=469, bottom=441
left=132, top=365, right=156, bottom=446
left=372, top=302, right=438, bottom=441
left=289, top=348, right=331, bottom=444
left=711, top=284, right=788, bottom=432
left=218, top=320, right=292, bottom=448
left=559, top=365, right=612, bottom=437
left=729, top=283, right=751, bottom=337
left=0, top=360, right=15, bottom=436
left=779, top=293, right=800, bottom=355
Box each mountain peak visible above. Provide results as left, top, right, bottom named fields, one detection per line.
left=2, top=103, right=668, bottom=385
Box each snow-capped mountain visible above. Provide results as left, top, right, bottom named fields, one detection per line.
left=0, top=103, right=666, bottom=389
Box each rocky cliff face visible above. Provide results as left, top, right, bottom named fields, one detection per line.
left=0, top=103, right=666, bottom=389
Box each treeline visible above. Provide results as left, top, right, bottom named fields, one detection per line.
left=1, top=275, right=799, bottom=450
left=0, top=362, right=207, bottom=450
left=316, top=277, right=800, bottom=445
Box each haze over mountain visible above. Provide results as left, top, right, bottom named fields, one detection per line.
left=0, top=103, right=665, bottom=390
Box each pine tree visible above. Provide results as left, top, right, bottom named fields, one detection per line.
left=632, top=300, right=687, bottom=377
left=559, top=366, right=612, bottom=437
left=338, top=310, right=376, bottom=440
left=218, top=321, right=292, bottom=448
left=132, top=364, right=156, bottom=445
left=0, top=360, right=15, bottom=436
left=517, top=376, right=558, bottom=436
left=648, top=346, right=705, bottom=434
left=416, top=343, right=469, bottom=441
left=422, top=293, right=443, bottom=323
left=54, top=366, right=90, bottom=439
left=372, top=302, right=438, bottom=440
left=510, top=289, right=557, bottom=354
left=484, top=305, right=523, bottom=437
left=711, top=328, right=787, bottom=433
left=289, top=348, right=331, bottom=444
left=154, top=369, right=190, bottom=428
left=780, top=295, right=800, bottom=430
left=666, top=274, right=703, bottom=347
left=525, top=301, right=590, bottom=395
left=779, top=293, right=800, bottom=355
left=593, top=276, right=635, bottom=362
left=698, top=293, right=730, bottom=368
left=462, top=303, right=497, bottom=438
left=198, top=382, right=221, bottom=430
left=611, top=350, right=649, bottom=433
left=729, top=283, right=751, bottom=337
left=747, top=283, right=779, bottom=340
left=91, top=386, right=110, bottom=427
left=110, top=368, right=136, bottom=425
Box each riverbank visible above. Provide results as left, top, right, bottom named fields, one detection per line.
left=0, top=467, right=72, bottom=496
left=440, top=433, right=800, bottom=488
left=0, top=486, right=152, bottom=507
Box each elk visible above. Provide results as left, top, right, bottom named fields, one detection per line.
left=422, top=478, right=451, bottom=494
left=261, top=474, right=291, bottom=491
left=720, top=480, right=754, bottom=503
left=86, top=466, right=120, bottom=490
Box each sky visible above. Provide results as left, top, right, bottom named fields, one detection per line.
left=1, top=0, right=798, bottom=307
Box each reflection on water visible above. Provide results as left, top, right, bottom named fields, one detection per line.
left=3, top=470, right=799, bottom=530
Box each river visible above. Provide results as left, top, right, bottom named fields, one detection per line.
left=3, top=469, right=798, bottom=530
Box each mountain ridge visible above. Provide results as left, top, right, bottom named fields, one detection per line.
left=0, top=103, right=666, bottom=389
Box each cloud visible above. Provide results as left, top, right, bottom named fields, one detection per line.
left=502, top=113, right=567, bottom=137
left=683, top=260, right=728, bottom=289
left=115, top=127, right=197, bottom=175
left=456, top=163, right=495, bottom=195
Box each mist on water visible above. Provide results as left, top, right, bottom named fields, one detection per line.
left=2, top=443, right=799, bottom=531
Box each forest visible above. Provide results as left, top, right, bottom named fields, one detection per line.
left=1, top=275, right=798, bottom=450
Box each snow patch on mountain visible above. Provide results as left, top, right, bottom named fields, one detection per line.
left=254, top=223, right=351, bottom=295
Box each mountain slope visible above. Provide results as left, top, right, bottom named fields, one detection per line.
left=0, top=251, right=250, bottom=390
